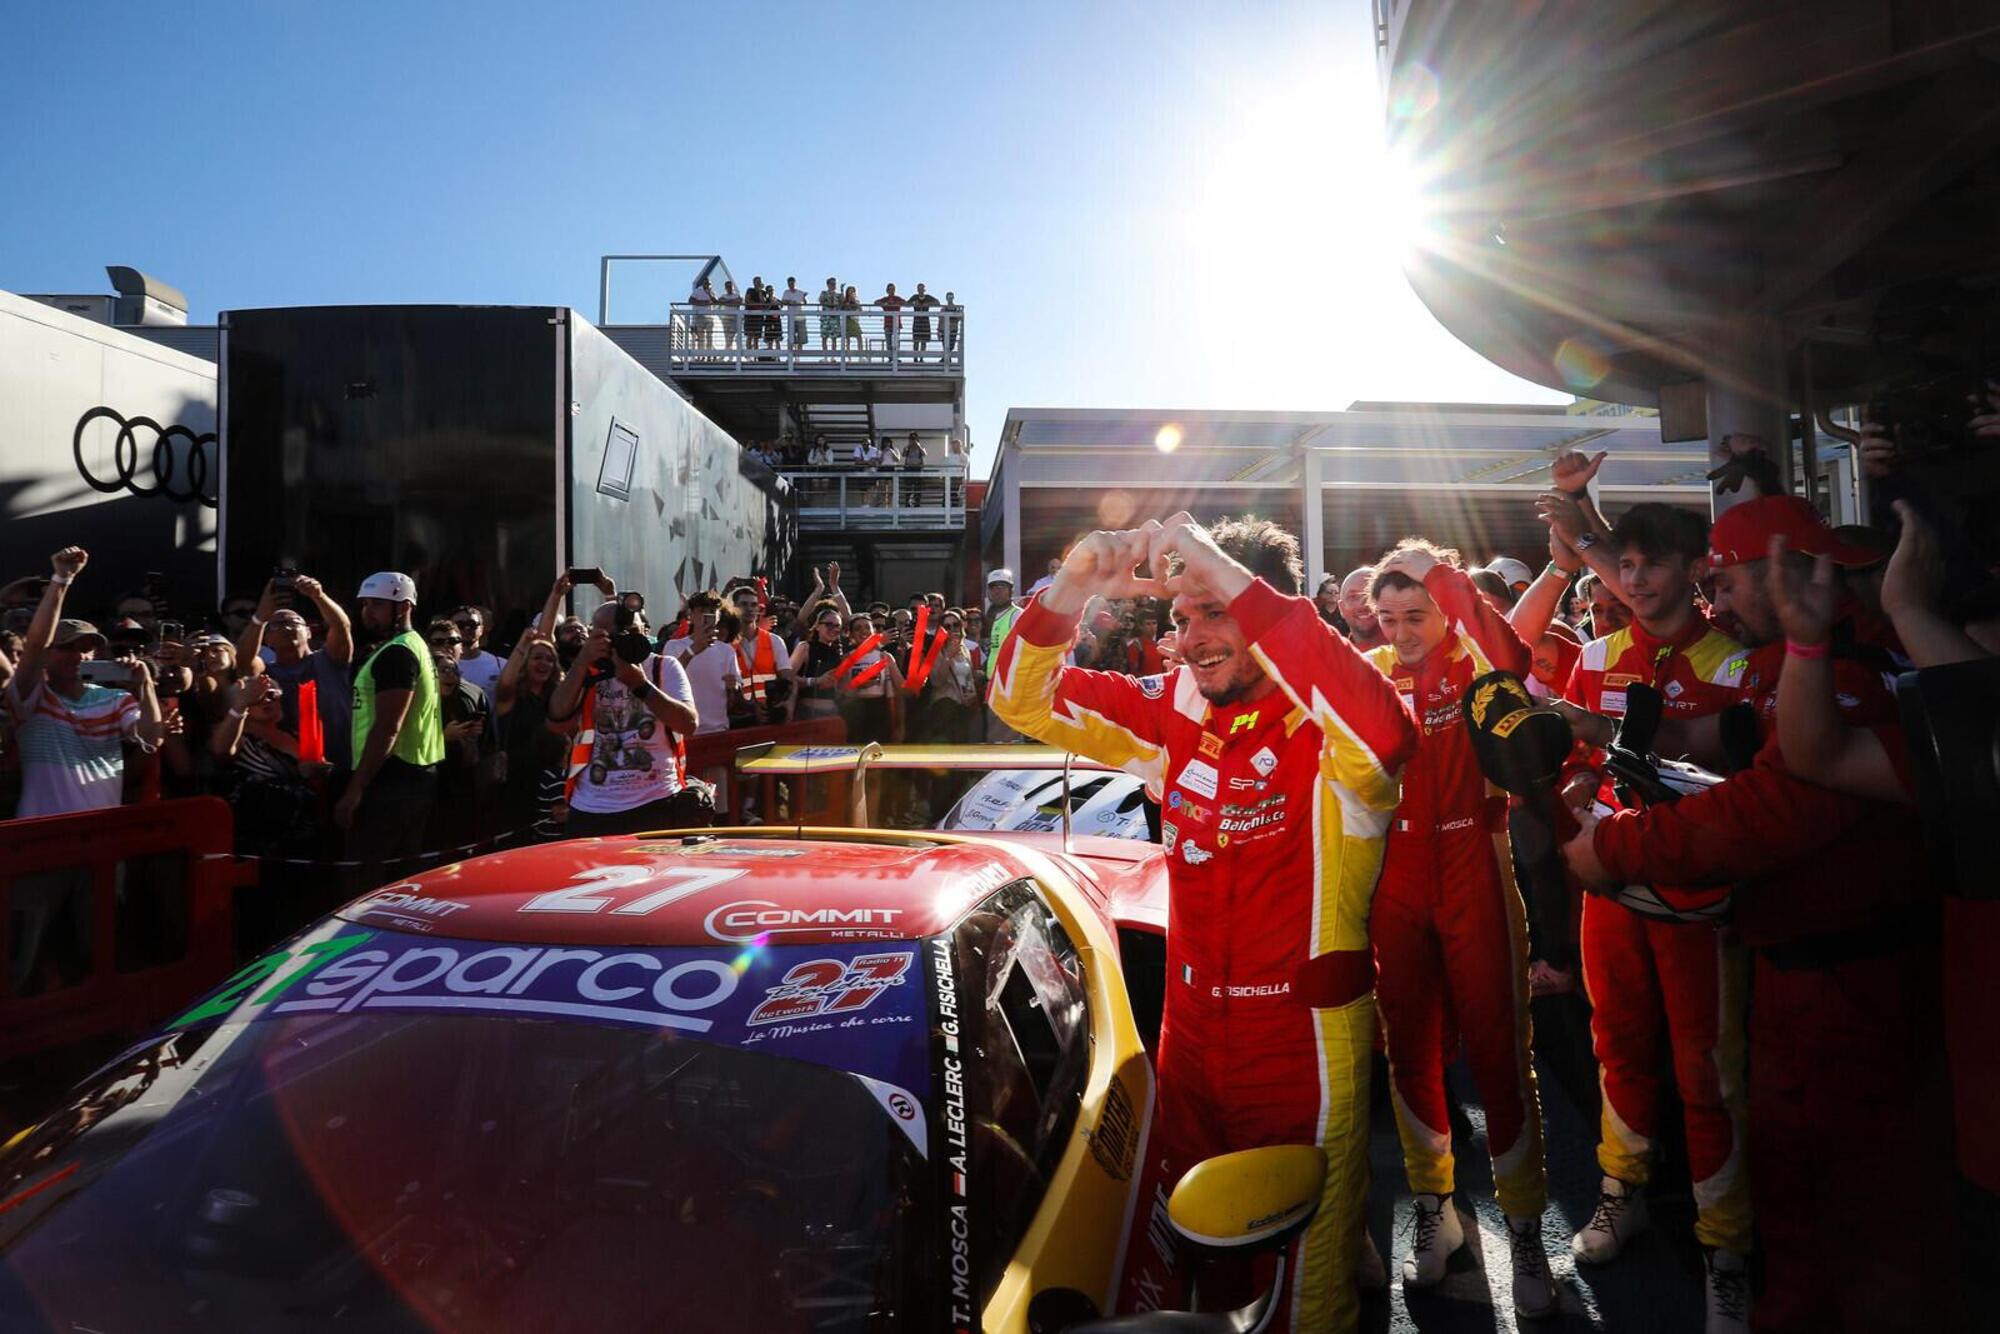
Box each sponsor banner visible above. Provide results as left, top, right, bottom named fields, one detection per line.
left=170, top=926, right=930, bottom=1102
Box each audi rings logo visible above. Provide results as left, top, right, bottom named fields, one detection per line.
left=73, top=406, right=218, bottom=509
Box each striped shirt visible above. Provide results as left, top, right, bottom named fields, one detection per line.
left=5, top=679, right=141, bottom=817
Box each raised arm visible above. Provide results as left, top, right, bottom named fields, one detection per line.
left=1768, top=539, right=1908, bottom=803
left=297, top=575, right=353, bottom=666
left=1509, top=530, right=1582, bottom=644
left=13, top=548, right=88, bottom=699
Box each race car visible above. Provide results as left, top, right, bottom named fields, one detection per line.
left=0, top=824, right=1311, bottom=1333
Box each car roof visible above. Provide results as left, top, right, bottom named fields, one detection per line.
left=338, top=832, right=1035, bottom=948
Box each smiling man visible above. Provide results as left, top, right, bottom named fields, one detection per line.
left=989, top=512, right=1415, bottom=1332
left=1554, top=502, right=1755, bottom=1330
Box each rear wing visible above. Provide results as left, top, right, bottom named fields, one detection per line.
left=733, top=742, right=1120, bottom=842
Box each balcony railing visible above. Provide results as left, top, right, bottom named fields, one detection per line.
left=646, top=302, right=964, bottom=375
left=780, top=466, right=967, bottom=529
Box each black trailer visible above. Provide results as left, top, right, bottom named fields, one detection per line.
left=219, top=305, right=793, bottom=634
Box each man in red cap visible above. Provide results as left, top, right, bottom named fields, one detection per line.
left=1563, top=494, right=1957, bottom=1333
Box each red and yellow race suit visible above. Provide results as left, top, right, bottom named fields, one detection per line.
left=1564, top=617, right=1753, bottom=1252
left=990, top=579, right=1416, bottom=1333
left=1363, top=564, right=1546, bottom=1220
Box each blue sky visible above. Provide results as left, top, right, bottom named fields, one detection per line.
left=2, top=1, right=1564, bottom=470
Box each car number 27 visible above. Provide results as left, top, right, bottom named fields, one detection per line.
left=519, top=865, right=748, bottom=916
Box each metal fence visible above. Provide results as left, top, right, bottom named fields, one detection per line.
left=779, top=467, right=967, bottom=528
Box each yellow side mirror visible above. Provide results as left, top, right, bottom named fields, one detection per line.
left=1166, top=1144, right=1327, bottom=1251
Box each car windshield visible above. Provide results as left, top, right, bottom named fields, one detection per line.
left=0, top=929, right=932, bottom=1334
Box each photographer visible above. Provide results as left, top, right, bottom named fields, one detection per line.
left=210, top=673, right=324, bottom=858
left=3, top=548, right=166, bottom=818
left=547, top=598, right=699, bottom=836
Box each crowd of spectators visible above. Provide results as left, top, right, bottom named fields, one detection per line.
left=682, top=274, right=959, bottom=360
left=2, top=389, right=1993, bottom=1328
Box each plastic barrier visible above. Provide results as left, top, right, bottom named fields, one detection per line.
left=683, top=716, right=849, bottom=824
left=0, top=798, right=255, bottom=1061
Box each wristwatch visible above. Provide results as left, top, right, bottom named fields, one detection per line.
left=1574, top=531, right=1600, bottom=552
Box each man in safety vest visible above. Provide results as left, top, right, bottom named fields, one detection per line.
left=336, top=571, right=444, bottom=860
left=982, top=568, right=1022, bottom=742
left=729, top=585, right=795, bottom=723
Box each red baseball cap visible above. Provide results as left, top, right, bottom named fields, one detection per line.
left=1706, top=495, right=1878, bottom=570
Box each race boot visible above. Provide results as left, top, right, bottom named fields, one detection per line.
left=1507, top=1214, right=1558, bottom=1321
left=1399, top=1192, right=1463, bottom=1287
left=1571, top=1175, right=1649, bottom=1263
left=1357, top=1229, right=1388, bottom=1291
left=1704, top=1248, right=1751, bottom=1334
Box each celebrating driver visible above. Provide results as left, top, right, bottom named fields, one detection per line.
left=989, top=513, right=1415, bottom=1333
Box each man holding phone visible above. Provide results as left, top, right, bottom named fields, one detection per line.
left=235, top=570, right=354, bottom=771
left=4, top=547, right=166, bottom=818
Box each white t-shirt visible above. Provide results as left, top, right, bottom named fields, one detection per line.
left=781, top=285, right=807, bottom=307
left=662, top=638, right=741, bottom=735
left=457, top=648, right=503, bottom=698
left=568, top=654, right=695, bottom=815
left=5, top=678, right=142, bottom=818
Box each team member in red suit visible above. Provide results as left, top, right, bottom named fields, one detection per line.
left=1360, top=539, right=1557, bottom=1319
left=991, top=513, right=1416, bottom=1333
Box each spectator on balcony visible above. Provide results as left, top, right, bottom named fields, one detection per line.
left=943, top=291, right=961, bottom=354
left=808, top=434, right=834, bottom=466
left=747, top=276, right=775, bottom=350
left=820, top=278, right=842, bottom=349
left=718, top=279, right=744, bottom=349
left=782, top=276, right=808, bottom=349
left=841, top=285, right=864, bottom=352
left=878, top=283, right=907, bottom=357
left=855, top=436, right=883, bottom=471
left=909, top=283, right=940, bottom=360
left=903, top=432, right=927, bottom=470
left=688, top=277, right=715, bottom=350
left=879, top=435, right=902, bottom=469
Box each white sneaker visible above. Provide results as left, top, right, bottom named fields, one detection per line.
left=1507, top=1214, right=1558, bottom=1321
left=1356, top=1229, right=1388, bottom=1291
left=1704, top=1248, right=1751, bottom=1334
left=1399, top=1192, right=1463, bottom=1287
left=1571, top=1175, right=1649, bottom=1263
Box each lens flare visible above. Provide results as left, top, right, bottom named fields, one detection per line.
left=1155, top=424, right=1183, bottom=454
left=1553, top=337, right=1612, bottom=390
left=1388, top=64, right=1440, bottom=120
left=730, top=933, right=771, bottom=972
left=1096, top=489, right=1137, bottom=527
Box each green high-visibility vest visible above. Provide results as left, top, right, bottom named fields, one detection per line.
left=985, top=603, right=1019, bottom=671
left=351, top=628, right=444, bottom=768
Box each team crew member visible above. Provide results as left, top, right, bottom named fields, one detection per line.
left=1361, top=540, right=1556, bottom=1317
left=1565, top=496, right=1955, bottom=1334
left=729, top=585, right=793, bottom=722
left=1553, top=504, right=1754, bottom=1328
left=990, top=513, right=1416, bottom=1333
left=337, top=572, right=444, bottom=859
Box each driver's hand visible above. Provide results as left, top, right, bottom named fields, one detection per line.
left=1764, top=536, right=1836, bottom=648
left=1550, top=449, right=1607, bottom=494
left=1560, top=806, right=1616, bottom=892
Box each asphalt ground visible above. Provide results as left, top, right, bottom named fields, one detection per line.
left=1358, top=992, right=1707, bottom=1333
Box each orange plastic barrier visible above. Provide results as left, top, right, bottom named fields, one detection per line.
left=683, top=716, right=849, bottom=824
left=0, top=798, right=255, bottom=1060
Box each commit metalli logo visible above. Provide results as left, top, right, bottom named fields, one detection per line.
left=933, top=935, right=975, bottom=1333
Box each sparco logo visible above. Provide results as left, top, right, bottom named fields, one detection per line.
left=73, top=406, right=218, bottom=508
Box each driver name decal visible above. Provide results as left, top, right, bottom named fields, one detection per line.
left=931, top=935, right=975, bottom=1333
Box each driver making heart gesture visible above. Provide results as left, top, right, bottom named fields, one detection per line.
left=989, top=513, right=1416, bottom=1332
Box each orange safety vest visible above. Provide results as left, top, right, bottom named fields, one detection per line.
left=563, top=658, right=687, bottom=802
left=735, top=630, right=781, bottom=705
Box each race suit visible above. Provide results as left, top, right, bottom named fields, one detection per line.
left=990, top=580, right=1416, bottom=1333
left=1564, top=618, right=1753, bottom=1252
left=1591, top=639, right=1955, bottom=1332
left=1363, top=564, right=1546, bottom=1220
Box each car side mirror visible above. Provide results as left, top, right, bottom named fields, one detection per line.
left=1167, top=1144, right=1326, bottom=1257
left=1049, top=1146, right=1326, bottom=1334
